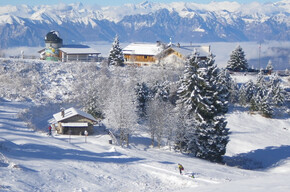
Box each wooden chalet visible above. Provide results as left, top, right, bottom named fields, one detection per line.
left=123, top=42, right=164, bottom=66
left=123, top=42, right=211, bottom=68
left=52, top=107, right=97, bottom=135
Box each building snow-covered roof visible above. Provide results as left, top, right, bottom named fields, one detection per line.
left=61, top=122, right=89, bottom=127
left=53, top=107, right=97, bottom=122
left=59, top=45, right=100, bottom=55
left=168, top=44, right=211, bottom=58
left=123, top=43, right=164, bottom=56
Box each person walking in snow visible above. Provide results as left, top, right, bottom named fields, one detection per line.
left=178, top=163, right=184, bottom=175
left=48, top=125, right=52, bottom=136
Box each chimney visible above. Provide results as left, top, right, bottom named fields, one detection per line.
left=61, top=108, right=65, bottom=118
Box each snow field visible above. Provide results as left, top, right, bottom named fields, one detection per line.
left=0, top=70, right=290, bottom=192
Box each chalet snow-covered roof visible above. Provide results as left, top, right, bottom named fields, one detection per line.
left=167, top=44, right=211, bottom=58
left=123, top=43, right=164, bottom=56
left=53, top=107, right=97, bottom=122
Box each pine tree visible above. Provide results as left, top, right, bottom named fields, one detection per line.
left=190, top=54, right=229, bottom=162
left=177, top=52, right=229, bottom=162
left=249, top=73, right=274, bottom=117
left=228, top=80, right=239, bottom=104
left=244, top=80, right=256, bottom=103
left=108, top=35, right=124, bottom=66
left=135, top=82, right=151, bottom=122
left=269, top=74, right=286, bottom=106
left=256, top=69, right=265, bottom=85
left=259, top=96, right=273, bottom=118
left=239, top=80, right=256, bottom=106
left=176, top=53, right=199, bottom=114
left=227, top=45, right=248, bottom=72
left=250, top=97, right=259, bottom=112
left=175, top=53, right=200, bottom=152
left=151, top=81, right=170, bottom=102
left=239, top=84, right=247, bottom=106
left=216, top=69, right=230, bottom=113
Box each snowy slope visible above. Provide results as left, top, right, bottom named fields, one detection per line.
left=0, top=56, right=289, bottom=191
left=1, top=97, right=290, bottom=191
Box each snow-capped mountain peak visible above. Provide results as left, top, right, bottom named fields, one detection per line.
left=0, top=1, right=289, bottom=48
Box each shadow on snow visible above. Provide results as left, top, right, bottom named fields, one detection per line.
left=224, top=145, right=290, bottom=170
left=2, top=140, right=144, bottom=164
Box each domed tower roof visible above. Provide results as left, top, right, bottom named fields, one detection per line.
left=45, top=30, right=63, bottom=44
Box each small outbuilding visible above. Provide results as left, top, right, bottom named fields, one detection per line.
left=52, top=107, right=97, bottom=135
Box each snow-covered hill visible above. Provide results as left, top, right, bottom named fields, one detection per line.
left=0, top=1, right=289, bottom=48
left=0, top=57, right=289, bottom=191
left=0, top=95, right=290, bottom=191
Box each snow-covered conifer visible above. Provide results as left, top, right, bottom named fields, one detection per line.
left=249, top=73, right=275, bottom=117
left=135, top=82, right=151, bottom=122
left=250, top=97, right=259, bottom=112
left=244, top=80, right=256, bottom=103
left=259, top=96, right=273, bottom=118
left=256, top=70, right=265, bottom=86
left=227, top=45, right=248, bottom=71
left=175, top=53, right=200, bottom=152
left=239, top=80, right=256, bottom=106
left=176, top=52, right=229, bottom=162
left=228, top=80, right=239, bottom=104
left=239, top=84, right=247, bottom=106
left=216, top=69, right=230, bottom=113
left=151, top=81, right=170, bottom=102
left=108, top=35, right=124, bottom=66
left=269, top=74, right=286, bottom=106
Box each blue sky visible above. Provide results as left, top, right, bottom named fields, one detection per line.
left=0, top=0, right=280, bottom=6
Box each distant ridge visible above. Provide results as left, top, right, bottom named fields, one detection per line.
left=0, top=1, right=289, bottom=48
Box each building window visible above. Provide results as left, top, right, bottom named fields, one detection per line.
left=144, top=56, right=147, bottom=59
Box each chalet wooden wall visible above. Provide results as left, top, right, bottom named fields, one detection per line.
left=124, top=54, right=156, bottom=63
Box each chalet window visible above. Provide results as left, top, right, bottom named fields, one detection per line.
left=144, top=56, right=147, bottom=59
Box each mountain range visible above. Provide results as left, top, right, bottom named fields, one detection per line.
left=0, top=1, right=289, bottom=48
